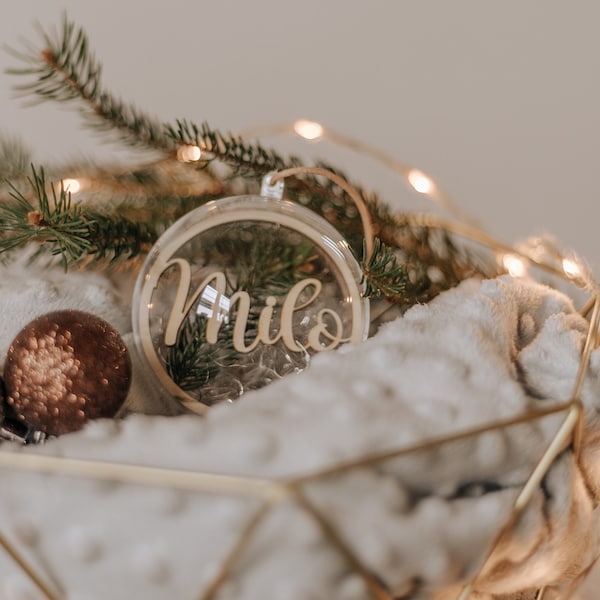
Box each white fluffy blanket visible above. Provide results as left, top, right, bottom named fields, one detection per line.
left=0, top=260, right=599, bottom=600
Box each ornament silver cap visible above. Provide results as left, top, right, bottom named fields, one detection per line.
left=260, top=171, right=284, bottom=200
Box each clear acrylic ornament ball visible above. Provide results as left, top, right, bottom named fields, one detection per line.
left=132, top=194, right=369, bottom=414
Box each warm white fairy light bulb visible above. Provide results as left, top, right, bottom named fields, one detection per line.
left=61, top=178, right=82, bottom=194
left=407, top=169, right=435, bottom=194
left=562, top=258, right=581, bottom=279
left=293, top=120, right=324, bottom=141
left=502, top=254, right=527, bottom=278
left=177, top=145, right=202, bottom=162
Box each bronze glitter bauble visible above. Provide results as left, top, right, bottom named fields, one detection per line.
left=3, top=310, right=131, bottom=436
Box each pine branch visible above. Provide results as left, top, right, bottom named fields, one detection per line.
left=6, top=16, right=173, bottom=152
left=166, top=316, right=234, bottom=393
left=1, top=167, right=91, bottom=267
left=0, top=166, right=159, bottom=266
left=361, top=238, right=407, bottom=300
left=212, top=225, right=319, bottom=296
left=0, top=134, right=31, bottom=179
left=5, top=17, right=393, bottom=254
left=165, top=122, right=385, bottom=247
left=83, top=211, right=156, bottom=262
left=4, top=16, right=497, bottom=312
left=165, top=119, right=306, bottom=176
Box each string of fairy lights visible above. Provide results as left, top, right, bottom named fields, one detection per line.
left=2, top=118, right=598, bottom=600
left=58, top=117, right=585, bottom=288
left=289, top=119, right=587, bottom=286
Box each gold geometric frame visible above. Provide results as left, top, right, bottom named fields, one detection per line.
left=0, top=115, right=596, bottom=600
left=0, top=215, right=597, bottom=600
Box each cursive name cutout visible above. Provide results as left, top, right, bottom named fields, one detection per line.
left=132, top=194, right=369, bottom=410
left=164, top=259, right=348, bottom=354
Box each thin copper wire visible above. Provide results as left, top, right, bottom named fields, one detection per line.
left=0, top=452, right=282, bottom=497
left=292, top=488, right=394, bottom=600
left=241, top=122, right=482, bottom=228
left=0, top=531, right=60, bottom=600
left=270, top=166, right=374, bottom=260
left=69, top=159, right=223, bottom=200
left=246, top=120, right=599, bottom=300
left=290, top=401, right=574, bottom=486
left=198, top=500, right=274, bottom=600
left=455, top=406, right=580, bottom=599
left=0, top=157, right=223, bottom=211
left=402, top=213, right=578, bottom=283
left=456, top=296, right=600, bottom=599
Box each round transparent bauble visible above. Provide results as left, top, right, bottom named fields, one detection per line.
left=132, top=195, right=369, bottom=414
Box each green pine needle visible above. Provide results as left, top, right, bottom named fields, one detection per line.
left=0, top=134, right=31, bottom=179
left=166, top=316, right=231, bottom=393
left=0, top=166, right=158, bottom=266
left=6, top=15, right=172, bottom=152
left=1, top=166, right=91, bottom=267
left=361, top=237, right=407, bottom=300
left=165, top=119, right=301, bottom=176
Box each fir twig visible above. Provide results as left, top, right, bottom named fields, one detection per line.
left=165, top=122, right=382, bottom=248
left=361, top=238, right=407, bottom=300
left=83, top=211, right=156, bottom=262
left=5, top=16, right=387, bottom=253
left=0, top=134, right=31, bottom=179
left=165, top=120, right=305, bottom=176
left=4, top=16, right=497, bottom=312
left=6, top=16, right=173, bottom=152
left=166, top=317, right=233, bottom=393
left=0, top=166, right=158, bottom=266
left=1, top=167, right=91, bottom=267
left=215, top=226, right=319, bottom=296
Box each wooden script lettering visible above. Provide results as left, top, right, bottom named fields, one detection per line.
left=163, top=258, right=346, bottom=353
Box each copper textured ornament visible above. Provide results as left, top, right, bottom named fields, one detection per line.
left=3, top=310, right=131, bottom=436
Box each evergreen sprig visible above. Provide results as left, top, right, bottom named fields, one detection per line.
left=0, top=166, right=159, bottom=266
left=1, top=167, right=91, bottom=266
left=165, top=124, right=390, bottom=248
left=361, top=238, right=407, bottom=299
left=84, top=211, right=156, bottom=262
left=166, top=316, right=234, bottom=394
left=213, top=226, right=319, bottom=296
left=166, top=120, right=299, bottom=176
left=4, top=17, right=392, bottom=257
left=6, top=16, right=172, bottom=152
left=0, top=135, right=31, bottom=179
left=3, top=15, right=497, bottom=311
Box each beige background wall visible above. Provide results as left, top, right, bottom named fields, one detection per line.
left=2, top=1, right=599, bottom=268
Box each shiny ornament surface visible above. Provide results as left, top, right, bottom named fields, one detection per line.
left=3, top=310, right=131, bottom=436
left=133, top=195, right=369, bottom=413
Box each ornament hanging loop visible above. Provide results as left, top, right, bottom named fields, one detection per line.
left=260, top=172, right=285, bottom=200
left=268, top=167, right=374, bottom=261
